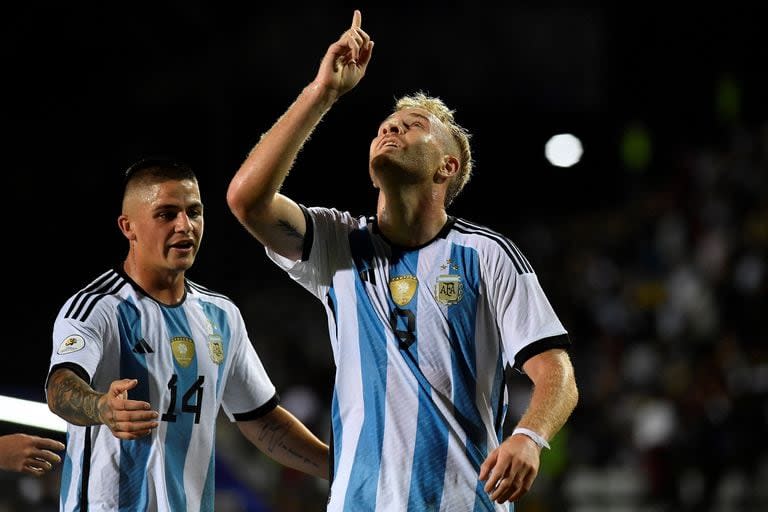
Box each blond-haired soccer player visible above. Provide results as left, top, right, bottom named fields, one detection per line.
left=227, top=10, right=578, bottom=511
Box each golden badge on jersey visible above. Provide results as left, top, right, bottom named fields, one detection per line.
left=435, top=274, right=463, bottom=305
left=389, top=275, right=418, bottom=306
left=208, top=334, right=224, bottom=365
left=171, top=336, right=195, bottom=368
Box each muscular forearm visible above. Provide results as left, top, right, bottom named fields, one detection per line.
left=238, top=406, right=329, bottom=480
left=228, top=83, right=337, bottom=215
left=47, top=369, right=104, bottom=426
left=516, top=349, right=578, bottom=441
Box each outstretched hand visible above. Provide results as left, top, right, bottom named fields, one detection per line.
left=98, top=378, right=159, bottom=440
left=314, top=9, right=374, bottom=97
left=0, top=433, right=65, bottom=476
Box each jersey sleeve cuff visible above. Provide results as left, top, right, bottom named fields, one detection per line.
left=298, top=204, right=314, bottom=262
left=46, top=362, right=92, bottom=391
left=512, top=334, right=571, bottom=371
left=232, top=393, right=280, bottom=421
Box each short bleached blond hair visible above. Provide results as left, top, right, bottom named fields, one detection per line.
left=395, top=92, right=473, bottom=207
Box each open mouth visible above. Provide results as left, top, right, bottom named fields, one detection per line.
left=379, top=138, right=399, bottom=149
left=170, top=241, right=195, bottom=251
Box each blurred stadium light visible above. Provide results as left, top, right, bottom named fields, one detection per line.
left=0, top=394, right=66, bottom=433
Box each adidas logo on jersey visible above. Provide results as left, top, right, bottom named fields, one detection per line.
left=133, top=338, right=154, bottom=354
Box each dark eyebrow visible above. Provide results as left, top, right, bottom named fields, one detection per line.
left=152, top=201, right=204, bottom=211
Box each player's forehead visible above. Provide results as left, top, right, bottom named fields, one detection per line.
left=381, top=107, right=435, bottom=126
left=153, top=179, right=200, bottom=202
left=130, top=178, right=201, bottom=207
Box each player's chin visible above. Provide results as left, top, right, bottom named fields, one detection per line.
left=169, top=254, right=196, bottom=271
left=370, top=153, right=397, bottom=171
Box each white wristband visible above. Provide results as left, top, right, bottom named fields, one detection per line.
left=512, top=427, right=551, bottom=450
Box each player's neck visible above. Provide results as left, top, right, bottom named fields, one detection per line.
left=123, top=259, right=186, bottom=306
left=376, top=193, right=448, bottom=247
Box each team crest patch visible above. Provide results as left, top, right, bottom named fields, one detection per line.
left=435, top=274, right=464, bottom=305
left=208, top=334, right=224, bottom=365
left=389, top=275, right=418, bottom=306
left=57, top=334, right=85, bottom=355
left=171, top=336, right=195, bottom=368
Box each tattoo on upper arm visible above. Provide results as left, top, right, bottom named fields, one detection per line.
left=48, top=371, right=102, bottom=426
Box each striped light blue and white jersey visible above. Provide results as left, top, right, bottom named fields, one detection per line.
left=47, top=267, right=278, bottom=512
left=266, top=207, right=571, bottom=512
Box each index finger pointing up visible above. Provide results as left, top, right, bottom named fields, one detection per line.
left=351, top=9, right=361, bottom=29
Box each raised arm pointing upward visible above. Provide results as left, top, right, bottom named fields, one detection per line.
left=227, top=9, right=373, bottom=261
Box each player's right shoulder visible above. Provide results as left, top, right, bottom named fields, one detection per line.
left=59, top=268, right=131, bottom=323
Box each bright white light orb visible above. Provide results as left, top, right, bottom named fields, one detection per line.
left=545, top=133, right=583, bottom=168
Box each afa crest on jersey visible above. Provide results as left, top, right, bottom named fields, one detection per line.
left=204, top=318, right=224, bottom=364
left=435, top=274, right=463, bottom=305
left=208, top=334, right=224, bottom=365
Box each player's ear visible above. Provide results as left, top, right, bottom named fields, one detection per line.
left=443, top=155, right=459, bottom=177
left=435, top=154, right=459, bottom=183
left=118, top=215, right=136, bottom=241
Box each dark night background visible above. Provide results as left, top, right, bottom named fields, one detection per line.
left=3, top=3, right=763, bottom=389
left=2, top=3, right=767, bottom=511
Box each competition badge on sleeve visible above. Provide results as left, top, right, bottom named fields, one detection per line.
left=57, top=334, right=85, bottom=354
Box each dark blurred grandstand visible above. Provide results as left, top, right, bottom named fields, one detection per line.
left=2, top=4, right=765, bottom=511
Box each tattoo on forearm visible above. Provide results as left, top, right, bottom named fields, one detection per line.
left=257, top=419, right=290, bottom=452
left=49, top=372, right=102, bottom=426
left=285, top=446, right=318, bottom=468
left=257, top=419, right=318, bottom=468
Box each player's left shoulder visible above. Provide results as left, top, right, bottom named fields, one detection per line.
left=451, top=217, right=535, bottom=275
left=185, top=279, right=235, bottom=305
left=450, top=217, right=511, bottom=243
